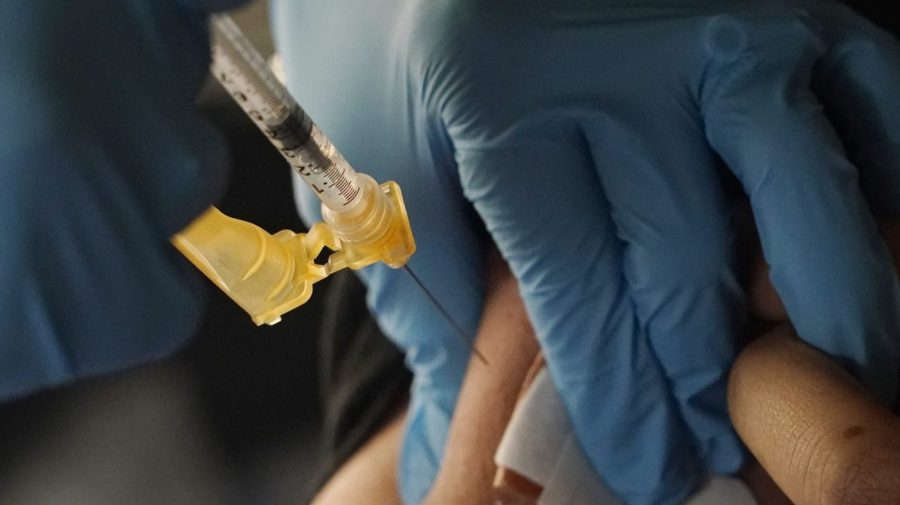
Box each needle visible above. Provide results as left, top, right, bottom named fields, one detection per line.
left=403, top=265, right=490, bottom=366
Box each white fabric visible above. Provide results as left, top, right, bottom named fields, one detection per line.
left=495, top=369, right=758, bottom=505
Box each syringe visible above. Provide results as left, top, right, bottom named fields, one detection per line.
left=172, top=14, right=415, bottom=326
left=174, top=15, right=486, bottom=365
left=210, top=15, right=357, bottom=212
left=209, top=14, right=413, bottom=269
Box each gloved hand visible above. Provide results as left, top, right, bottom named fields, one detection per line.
left=0, top=0, right=245, bottom=400
left=273, top=1, right=900, bottom=504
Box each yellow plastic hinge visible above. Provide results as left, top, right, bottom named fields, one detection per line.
left=172, top=181, right=415, bottom=326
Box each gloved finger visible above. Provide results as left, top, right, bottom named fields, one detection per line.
left=581, top=109, right=745, bottom=474
left=748, top=218, right=900, bottom=322
left=703, top=13, right=900, bottom=405
left=812, top=6, right=900, bottom=216
left=455, top=117, right=700, bottom=505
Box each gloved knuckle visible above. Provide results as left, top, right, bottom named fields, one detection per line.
left=708, top=8, right=824, bottom=59
left=830, top=30, right=900, bottom=72
left=765, top=15, right=826, bottom=63
left=702, top=17, right=824, bottom=113
left=632, top=236, right=731, bottom=286
left=703, top=15, right=749, bottom=62
left=520, top=248, right=603, bottom=296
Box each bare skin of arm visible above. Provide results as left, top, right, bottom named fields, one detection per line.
left=312, top=248, right=537, bottom=505
left=311, top=218, right=899, bottom=505
left=311, top=408, right=406, bottom=505
left=421, top=217, right=900, bottom=504
left=732, top=217, right=900, bottom=505
left=424, top=248, right=541, bottom=505
left=729, top=326, right=900, bottom=505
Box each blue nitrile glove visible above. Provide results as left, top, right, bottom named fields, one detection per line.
left=0, top=0, right=246, bottom=400
left=274, top=1, right=900, bottom=503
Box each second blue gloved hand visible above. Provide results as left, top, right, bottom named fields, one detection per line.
left=275, top=1, right=900, bottom=503
left=0, top=0, right=246, bottom=400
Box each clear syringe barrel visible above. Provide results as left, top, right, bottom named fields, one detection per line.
left=210, top=15, right=362, bottom=211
